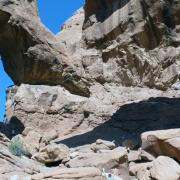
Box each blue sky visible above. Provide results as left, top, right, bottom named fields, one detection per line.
left=0, top=0, right=84, bottom=120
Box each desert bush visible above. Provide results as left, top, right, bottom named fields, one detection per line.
left=8, top=136, right=28, bottom=157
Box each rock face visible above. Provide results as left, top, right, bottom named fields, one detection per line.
left=61, top=0, right=180, bottom=90
left=5, top=83, right=180, bottom=145
left=0, top=0, right=180, bottom=179
left=0, top=0, right=90, bottom=97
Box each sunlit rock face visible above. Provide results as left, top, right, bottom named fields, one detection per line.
left=80, top=0, right=180, bottom=90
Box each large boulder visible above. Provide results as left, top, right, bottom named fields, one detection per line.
left=150, top=156, right=180, bottom=180
left=130, top=156, right=180, bottom=180
left=32, top=143, right=69, bottom=164
left=141, top=129, right=180, bottom=161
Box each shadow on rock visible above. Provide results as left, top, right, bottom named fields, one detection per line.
left=0, top=116, right=25, bottom=139
left=57, top=97, right=180, bottom=148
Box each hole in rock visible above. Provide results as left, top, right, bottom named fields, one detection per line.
left=45, top=160, right=62, bottom=168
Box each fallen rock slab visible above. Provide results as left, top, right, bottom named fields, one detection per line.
left=25, top=167, right=101, bottom=180
left=66, top=147, right=127, bottom=170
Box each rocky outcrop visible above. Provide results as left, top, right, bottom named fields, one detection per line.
left=82, top=0, right=180, bottom=89
left=0, top=0, right=180, bottom=140
left=5, top=83, right=180, bottom=145
left=0, top=0, right=180, bottom=179
left=57, top=0, right=180, bottom=90
left=0, top=138, right=47, bottom=178
left=0, top=0, right=90, bottom=97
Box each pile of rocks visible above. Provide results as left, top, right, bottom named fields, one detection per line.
left=0, top=129, right=179, bottom=179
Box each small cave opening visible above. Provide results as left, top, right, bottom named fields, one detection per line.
left=45, top=160, right=62, bottom=168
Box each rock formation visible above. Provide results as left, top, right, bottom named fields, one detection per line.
left=0, top=0, right=180, bottom=179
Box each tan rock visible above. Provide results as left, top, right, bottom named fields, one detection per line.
left=91, top=139, right=116, bottom=152
left=24, top=131, right=42, bottom=156
left=141, top=129, right=180, bottom=161
left=128, top=149, right=155, bottom=163
left=150, top=156, right=180, bottom=180
left=0, top=0, right=90, bottom=97
left=26, top=167, right=101, bottom=180
left=130, top=156, right=180, bottom=180
left=129, top=162, right=153, bottom=180
left=66, top=147, right=127, bottom=170
left=32, top=143, right=69, bottom=164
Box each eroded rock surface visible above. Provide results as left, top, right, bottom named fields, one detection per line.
left=141, top=129, right=180, bottom=161
left=0, top=0, right=180, bottom=179
left=0, top=0, right=90, bottom=97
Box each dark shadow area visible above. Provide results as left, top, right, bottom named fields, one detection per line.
left=56, top=97, right=180, bottom=148
left=162, top=1, right=176, bottom=29
left=45, top=161, right=62, bottom=168
left=0, top=116, right=25, bottom=139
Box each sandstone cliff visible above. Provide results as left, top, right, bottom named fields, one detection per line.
left=0, top=0, right=180, bottom=179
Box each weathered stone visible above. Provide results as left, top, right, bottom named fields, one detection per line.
left=141, top=129, right=180, bottom=161
left=128, top=149, right=155, bottom=163
left=24, top=131, right=42, bottom=156
left=26, top=167, right=101, bottom=180
left=91, top=139, right=116, bottom=152
left=32, top=143, right=69, bottom=164
left=66, top=147, right=127, bottom=171
left=0, top=0, right=90, bottom=97
left=5, top=83, right=180, bottom=146
left=0, top=144, right=46, bottom=178
left=0, top=0, right=180, bottom=179
left=130, top=156, right=180, bottom=180
left=150, top=156, right=180, bottom=180
left=129, top=162, right=153, bottom=180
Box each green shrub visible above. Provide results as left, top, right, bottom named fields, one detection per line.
left=8, top=136, right=28, bottom=157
